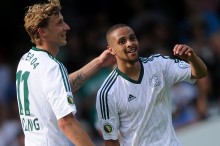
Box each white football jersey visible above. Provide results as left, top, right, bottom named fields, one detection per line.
left=96, top=54, right=195, bottom=146
left=16, top=47, right=76, bottom=146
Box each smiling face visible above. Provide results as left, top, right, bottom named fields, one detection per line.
left=107, top=26, right=139, bottom=65
left=42, top=12, right=70, bottom=47
left=24, top=3, right=70, bottom=54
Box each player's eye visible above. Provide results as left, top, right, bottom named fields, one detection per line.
left=118, top=38, right=126, bottom=45
left=129, top=35, right=137, bottom=41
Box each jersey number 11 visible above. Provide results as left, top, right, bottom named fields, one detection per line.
left=16, top=70, right=30, bottom=116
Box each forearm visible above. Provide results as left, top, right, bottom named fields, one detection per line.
left=58, top=114, right=95, bottom=146
left=188, top=53, right=207, bottom=79
left=105, top=140, right=120, bottom=146
left=69, top=57, right=102, bottom=92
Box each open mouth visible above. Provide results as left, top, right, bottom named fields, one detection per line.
left=61, top=34, right=66, bottom=40
left=127, top=48, right=137, bottom=53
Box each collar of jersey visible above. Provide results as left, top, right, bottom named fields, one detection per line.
left=31, top=46, right=54, bottom=58
left=116, top=59, right=144, bottom=84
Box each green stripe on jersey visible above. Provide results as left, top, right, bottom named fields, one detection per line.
left=48, top=55, right=71, bottom=92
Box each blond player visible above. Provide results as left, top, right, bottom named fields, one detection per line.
left=16, top=1, right=115, bottom=146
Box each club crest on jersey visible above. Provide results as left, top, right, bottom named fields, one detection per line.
left=149, top=73, right=161, bottom=87
left=67, top=96, right=75, bottom=105
left=103, top=123, right=113, bottom=134
left=178, top=61, right=189, bottom=69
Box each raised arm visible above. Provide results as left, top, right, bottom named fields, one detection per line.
left=69, top=49, right=116, bottom=92
left=173, top=44, right=207, bottom=79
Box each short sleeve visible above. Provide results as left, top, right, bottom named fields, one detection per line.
left=161, top=57, right=196, bottom=85
left=96, top=89, right=119, bottom=140
left=43, top=61, right=76, bottom=120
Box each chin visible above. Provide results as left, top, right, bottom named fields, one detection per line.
left=60, top=41, right=67, bottom=46
left=129, top=58, right=139, bottom=64
left=132, top=56, right=139, bottom=61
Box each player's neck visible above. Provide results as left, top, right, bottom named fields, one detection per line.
left=118, top=61, right=141, bottom=81
left=36, top=44, right=59, bottom=57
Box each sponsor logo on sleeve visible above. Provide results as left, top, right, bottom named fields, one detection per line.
left=103, top=123, right=113, bottom=134
left=67, top=96, right=75, bottom=105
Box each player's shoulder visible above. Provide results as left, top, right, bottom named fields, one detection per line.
left=140, top=54, right=173, bottom=63
left=17, top=47, right=64, bottom=72
left=30, top=47, right=63, bottom=67
left=97, top=69, right=119, bottom=94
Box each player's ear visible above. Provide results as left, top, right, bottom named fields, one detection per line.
left=107, top=46, right=116, bottom=55
left=37, top=28, right=46, bottom=37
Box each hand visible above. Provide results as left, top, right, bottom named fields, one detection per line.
left=98, top=49, right=116, bottom=68
left=173, top=44, right=195, bottom=60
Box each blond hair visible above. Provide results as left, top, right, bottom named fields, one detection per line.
left=24, top=2, right=61, bottom=45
